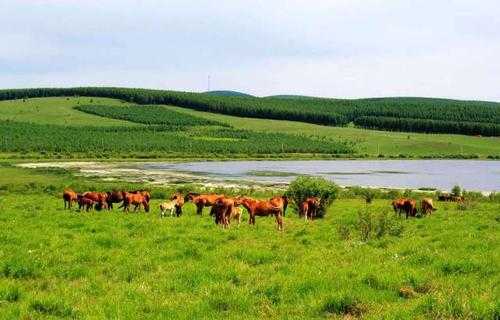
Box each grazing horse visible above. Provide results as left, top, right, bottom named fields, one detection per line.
left=122, top=192, right=150, bottom=213
left=238, top=197, right=283, bottom=231
left=185, top=193, right=224, bottom=215
left=403, top=199, right=417, bottom=218
left=212, top=197, right=240, bottom=228
left=171, top=193, right=184, bottom=217
left=106, top=191, right=124, bottom=209
left=77, top=194, right=94, bottom=211
left=298, top=197, right=320, bottom=221
left=82, top=192, right=108, bottom=210
left=63, top=189, right=78, bottom=209
left=159, top=198, right=178, bottom=218
left=392, top=198, right=407, bottom=216
left=421, top=198, right=436, bottom=215
left=269, top=195, right=289, bottom=216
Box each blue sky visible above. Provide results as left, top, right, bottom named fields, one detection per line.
left=1, top=0, right=499, bottom=100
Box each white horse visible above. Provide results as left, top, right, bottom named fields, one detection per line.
left=159, top=198, right=178, bottom=218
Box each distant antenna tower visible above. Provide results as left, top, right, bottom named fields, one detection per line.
left=207, top=75, right=211, bottom=91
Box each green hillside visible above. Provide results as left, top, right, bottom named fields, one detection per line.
left=0, top=96, right=499, bottom=159
left=1, top=87, right=499, bottom=136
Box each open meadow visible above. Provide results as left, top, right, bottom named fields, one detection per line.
left=0, top=166, right=499, bottom=319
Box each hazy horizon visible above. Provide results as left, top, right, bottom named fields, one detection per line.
left=1, top=0, right=499, bottom=101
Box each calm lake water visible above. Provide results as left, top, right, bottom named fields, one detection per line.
left=144, top=160, right=500, bottom=192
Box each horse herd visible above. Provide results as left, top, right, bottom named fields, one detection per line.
left=63, top=188, right=442, bottom=230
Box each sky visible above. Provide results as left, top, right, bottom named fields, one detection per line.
left=1, top=0, right=499, bottom=100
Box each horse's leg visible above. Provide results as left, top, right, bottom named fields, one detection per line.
left=197, top=204, right=203, bottom=215
left=276, top=213, right=283, bottom=231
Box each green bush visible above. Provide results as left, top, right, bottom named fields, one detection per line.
left=286, top=176, right=338, bottom=218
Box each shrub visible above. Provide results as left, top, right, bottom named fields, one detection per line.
left=451, top=185, right=462, bottom=197
left=286, top=176, right=338, bottom=218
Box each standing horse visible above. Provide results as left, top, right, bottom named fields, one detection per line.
left=392, top=198, right=407, bottom=217
left=269, top=195, right=289, bottom=216
left=185, top=193, right=224, bottom=215
left=122, top=192, right=150, bottom=213
left=171, top=193, right=184, bottom=217
left=421, top=198, right=436, bottom=215
left=238, top=197, right=283, bottom=231
left=299, top=197, right=320, bottom=221
left=106, top=191, right=124, bottom=210
left=63, top=189, right=78, bottom=209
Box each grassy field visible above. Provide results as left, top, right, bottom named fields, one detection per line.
left=0, top=97, right=499, bottom=159
left=0, top=188, right=498, bottom=319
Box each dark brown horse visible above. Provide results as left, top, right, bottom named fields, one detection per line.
left=238, top=197, right=283, bottom=231
left=106, top=191, right=124, bottom=209
left=185, top=193, right=224, bottom=215
left=77, top=194, right=95, bottom=212
left=299, top=197, right=320, bottom=221
left=403, top=199, right=417, bottom=218
left=63, top=189, right=78, bottom=209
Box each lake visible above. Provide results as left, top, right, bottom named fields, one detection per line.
left=144, top=160, right=500, bottom=192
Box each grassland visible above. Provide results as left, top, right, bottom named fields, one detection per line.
left=0, top=166, right=498, bottom=319
left=0, top=97, right=499, bottom=159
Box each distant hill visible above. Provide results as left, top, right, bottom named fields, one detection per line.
left=265, top=95, right=317, bottom=100
left=204, top=90, right=254, bottom=98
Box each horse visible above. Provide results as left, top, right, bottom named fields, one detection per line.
left=392, top=198, right=407, bottom=216
left=269, top=195, right=289, bottom=216
left=185, top=193, right=224, bottom=215
left=82, top=191, right=108, bottom=210
left=122, top=192, right=150, bottom=213
left=211, top=196, right=241, bottom=228
left=159, top=198, right=178, bottom=218
left=63, top=189, right=78, bottom=209
left=106, top=191, right=124, bottom=209
left=171, top=193, right=184, bottom=216
left=77, top=194, right=95, bottom=212
left=301, top=197, right=320, bottom=221
left=238, top=197, right=283, bottom=231
left=421, top=198, right=436, bottom=215
left=403, top=199, right=417, bottom=218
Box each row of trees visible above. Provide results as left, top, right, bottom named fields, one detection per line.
left=354, top=116, right=500, bottom=136
left=1, top=87, right=499, bottom=136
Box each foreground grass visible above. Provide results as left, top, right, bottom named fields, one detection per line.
left=0, top=193, right=498, bottom=319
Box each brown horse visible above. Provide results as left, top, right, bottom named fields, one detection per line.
left=302, top=197, right=320, bottom=221
left=122, top=192, right=150, bottom=213
left=171, top=193, right=184, bottom=217
left=185, top=193, right=224, bottom=215
left=421, top=198, right=436, bottom=215
left=82, top=192, right=108, bottom=209
left=106, top=191, right=124, bottom=209
left=211, top=196, right=239, bottom=228
left=403, top=199, right=417, bottom=218
left=269, top=195, right=289, bottom=216
left=238, top=197, right=283, bottom=231
left=392, top=198, right=407, bottom=216
left=63, top=189, right=78, bottom=209
left=77, top=194, right=95, bottom=212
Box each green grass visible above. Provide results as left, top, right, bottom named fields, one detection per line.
left=0, top=192, right=498, bottom=319
left=0, top=97, right=135, bottom=126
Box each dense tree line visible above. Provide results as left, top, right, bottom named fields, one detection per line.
left=1, top=87, right=499, bottom=136
left=75, top=105, right=226, bottom=127
left=354, top=116, right=500, bottom=136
